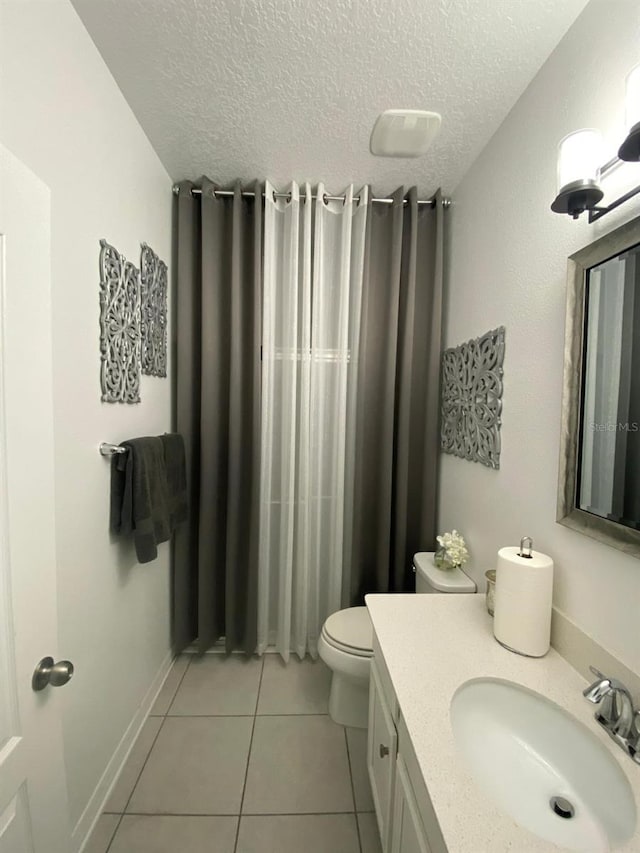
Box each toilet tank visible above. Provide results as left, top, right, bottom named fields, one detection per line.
left=413, top=552, right=476, bottom=594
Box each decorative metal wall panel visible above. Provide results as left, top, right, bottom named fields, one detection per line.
left=99, top=239, right=141, bottom=403
left=440, top=326, right=505, bottom=469
left=140, top=243, right=168, bottom=377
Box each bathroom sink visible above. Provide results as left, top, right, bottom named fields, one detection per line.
left=450, top=678, right=636, bottom=852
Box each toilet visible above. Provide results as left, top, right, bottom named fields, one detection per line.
left=318, top=551, right=476, bottom=728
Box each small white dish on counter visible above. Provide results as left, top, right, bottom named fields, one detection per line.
left=450, top=677, right=636, bottom=852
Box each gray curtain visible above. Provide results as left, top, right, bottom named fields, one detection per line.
left=173, top=178, right=262, bottom=654
left=348, top=187, right=444, bottom=601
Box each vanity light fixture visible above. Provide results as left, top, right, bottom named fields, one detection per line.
left=551, top=63, right=640, bottom=222
left=551, top=129, right=604, bottom=219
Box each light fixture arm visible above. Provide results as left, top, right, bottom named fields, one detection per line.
left=588, top=179, right=640, bottom=223
left=599, top=155, right=621, bottom=179
left=586, top=153, right=640, bottom=222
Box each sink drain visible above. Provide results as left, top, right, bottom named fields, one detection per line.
left=550, top=796, right=575, bottom=819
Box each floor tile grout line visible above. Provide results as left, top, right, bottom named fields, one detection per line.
left=344, top=728, right=363, bottom=853
left=157, top=711, right=331, bottom=718
left=105, top=729, right=166, bottom=852
left=161, top=713, right=256, bottom=718
left=164, top=652, right=195, bottom=716
left=233, top=654, right=265, bottom=853
left=252, top=654, right=265, bottom=717
left=104, top=726, right=167, bottom=853
left=121, top=810, right=362, bottom=817
left=106, top=653, right=194, bottom=850
left=101, top=656, right=365, bottom=848
left=103, top=656, right=194, bottom=852
left=103, top=812, right=125, bottom=853
left=253, top=652, right=265, bottom=717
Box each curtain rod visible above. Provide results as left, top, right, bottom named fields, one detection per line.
left=172, top=184, right=450, bottom=209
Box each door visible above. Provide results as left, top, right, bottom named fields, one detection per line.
left=0, top=145, right=70, bottom=852
left=391, top=755, right=432, bottom=853
left=367, top=659, right=398, bottom=852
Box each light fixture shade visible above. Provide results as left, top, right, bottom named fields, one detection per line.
left=625, top=64, right=640, bottom=133
left=619, top=64, right=640, bottom=161
left=556, top=129, right=602, bottom=192
left=551, top=129, right=604, bottom=218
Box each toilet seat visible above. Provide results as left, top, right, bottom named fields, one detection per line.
left=321, top=606, right=373, bottom=658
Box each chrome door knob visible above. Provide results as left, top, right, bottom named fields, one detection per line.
left=32, top=656, right=74, bottom=691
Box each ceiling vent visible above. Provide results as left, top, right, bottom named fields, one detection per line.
left=370, top=110, right=441, bottom=158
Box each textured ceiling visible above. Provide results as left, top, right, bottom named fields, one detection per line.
left=71, top=0, right=589, bottom=196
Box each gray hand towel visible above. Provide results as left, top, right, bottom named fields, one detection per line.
left=110, top=437, right=171, bottom=563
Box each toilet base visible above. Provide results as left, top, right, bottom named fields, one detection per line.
left=328, top=671, right=370, bottom=729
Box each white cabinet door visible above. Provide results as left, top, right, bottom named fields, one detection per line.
left=0, top=146, right=70, bottom=852
left=391, top=755, right=432, bottom=853
left=367, top=659, right=398, bottom=852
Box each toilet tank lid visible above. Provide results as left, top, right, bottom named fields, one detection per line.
left=323, top=606, right=373, bottom=652
left=413, top=552, right=476, bottom=593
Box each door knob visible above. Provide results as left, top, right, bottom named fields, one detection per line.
left=379, top=743, right=390, bottom=758
left=32, top=656, right=74, bottom=691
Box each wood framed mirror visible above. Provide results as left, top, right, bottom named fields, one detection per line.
left=558, top=213, right=640, bottom=556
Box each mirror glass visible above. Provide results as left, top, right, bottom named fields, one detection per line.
left=577, top=241, right=640, bottom=530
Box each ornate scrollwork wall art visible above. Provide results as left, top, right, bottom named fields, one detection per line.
left=99, top=239, right=141, bottom=403
left=140, top=243, right=168, bottom=377
left=440, top=326, right=505, bottom=469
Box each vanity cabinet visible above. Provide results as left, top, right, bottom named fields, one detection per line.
left=367, top=659, right=398, bottom=850
left=391, top=755, right=431, bottom=853
left=368, top=640, right=444, bottom=853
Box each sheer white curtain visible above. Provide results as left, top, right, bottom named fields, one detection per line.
left=258, top=181, right=368, bottom=660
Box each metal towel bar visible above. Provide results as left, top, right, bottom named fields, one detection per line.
left=99, top=442, right=127, bottom=457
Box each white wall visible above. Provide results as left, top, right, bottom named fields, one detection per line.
left=440, top=0, right=640, bottom=675
left=0, top=0, right=173, bottom=836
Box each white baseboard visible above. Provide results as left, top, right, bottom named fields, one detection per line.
left=72, top=648, right=174, bottom=853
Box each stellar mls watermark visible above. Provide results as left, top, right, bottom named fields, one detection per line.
left=589, top=422, right=639, bottom=432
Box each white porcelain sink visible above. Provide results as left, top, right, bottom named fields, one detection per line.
left=450, top=678, right=636, bottom=852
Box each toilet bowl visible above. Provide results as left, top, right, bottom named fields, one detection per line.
left=318, top=606, right=373, bottom=730
left=319, top=552, right=476, bottom=728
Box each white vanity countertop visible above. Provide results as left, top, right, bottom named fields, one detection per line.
left=365, top=593, right=640, bottom=852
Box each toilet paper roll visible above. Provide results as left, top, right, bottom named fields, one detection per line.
left=493, top=545, right=554, bottom=658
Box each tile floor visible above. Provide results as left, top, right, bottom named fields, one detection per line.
left=85, top=654, right=382, bottom=853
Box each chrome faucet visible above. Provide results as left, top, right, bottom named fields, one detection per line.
left=583, top=666, right=640, bottom=763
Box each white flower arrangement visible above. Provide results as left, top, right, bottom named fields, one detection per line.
left=434, top=529, right=469, bottom=569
